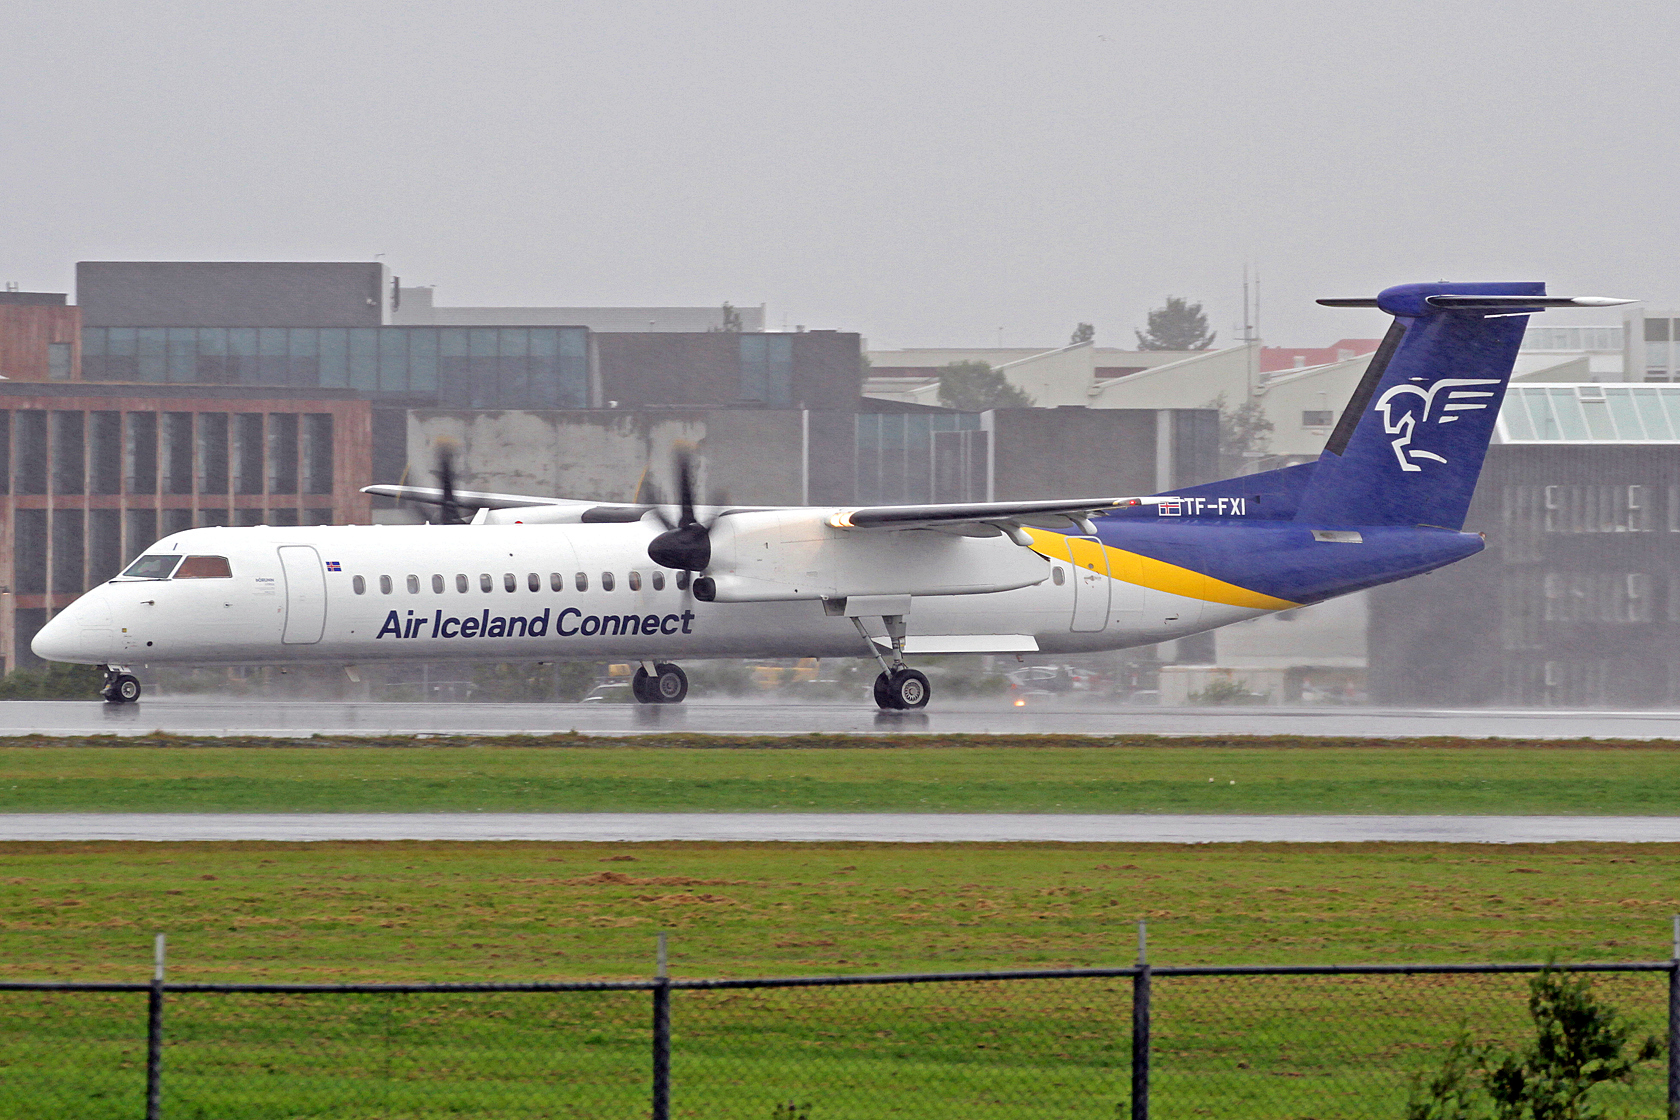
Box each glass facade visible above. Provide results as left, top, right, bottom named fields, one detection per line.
left=1500, top=385, right=1680, bottom=442
left=80, top=326, right=591, bottom=408
left=854, top=412, right=984, bottom=504
left=1519, top=326, right=1623, bottom=351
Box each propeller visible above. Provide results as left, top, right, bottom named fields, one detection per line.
left=434, top=442, right=467, bottom=526
left=646, top=447, right=723, bottom=577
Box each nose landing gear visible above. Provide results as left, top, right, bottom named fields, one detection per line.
left=100, top=666, right=141, bottom=704
left=632, top=662, right=689, bottom=704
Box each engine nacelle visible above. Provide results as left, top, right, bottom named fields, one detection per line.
left=700, top=509, right=1048, bottom=602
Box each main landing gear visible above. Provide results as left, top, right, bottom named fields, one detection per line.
left=632, top=662, right=688, bottom=705
left=853, top=613, right=931, bottom=711
left=100, top=666, right=141, bottom=704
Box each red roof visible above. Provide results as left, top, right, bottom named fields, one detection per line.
left=1260, top=339, right=1381, bottom=374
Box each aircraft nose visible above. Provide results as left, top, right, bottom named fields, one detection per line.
left=31, top=587, right=116, bottom=665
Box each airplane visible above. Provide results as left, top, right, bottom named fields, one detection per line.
left=31, top=282, right=1631, bottom=709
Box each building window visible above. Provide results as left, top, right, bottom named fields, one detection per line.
left=52, top=411, right=85, bottom=495
left=125, top=413, right=157, bottom=495
left=740, top=334, right=794, bottom=406
left=47, top=342, right=71, bottom=381
left=268, top=413, right=299, bottom=494
left=1302, top=410, right=1334, bottom=427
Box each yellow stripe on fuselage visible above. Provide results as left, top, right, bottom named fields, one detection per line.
left=1024, top=528, right=1298, bottom=611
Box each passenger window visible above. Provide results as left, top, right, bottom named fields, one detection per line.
left=651, top=571, right=665, bottom=591
left=407, top=575, right=420, bottom=594
left=504, top=572, right=516, bottom=592
left=456, top=574, right=468, bottom=593
left=550, top=572, right=562, bottom=591
left=676, top=570, right=691, bottom=591
left=353, top=575, right=366, bottom=595
left=121, top=555, right=182, bottom=580
left=528, top=572, right=540, bottom=592
left=432, top=574, right=444, bottom=593
left=628, top=571, right=642, bottom=591
left=480, top=573, right=492, bottom=593
left=379, top=575, right=393, bottom=594
left=175, top=555, right=233, bottom=579
left=1052, top=567, right=1066, bottom=586
left=601, top=571, right=615, bottom=592
left=575, top=572, right=588, bottom=592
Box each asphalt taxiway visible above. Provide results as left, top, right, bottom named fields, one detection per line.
left=7, top=697, right=1680, bottom=739
left=3, top=813, right=1676, bottom=843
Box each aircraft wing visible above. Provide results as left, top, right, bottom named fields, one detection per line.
left=362, top=484, right=630, bottom=512
left=827, top=496, right=1148, bottom=532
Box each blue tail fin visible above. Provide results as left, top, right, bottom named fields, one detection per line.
left=1295, top=281, right=1542, bottom=530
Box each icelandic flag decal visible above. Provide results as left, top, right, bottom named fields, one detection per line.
left=325, top=561, right=342, bottom=572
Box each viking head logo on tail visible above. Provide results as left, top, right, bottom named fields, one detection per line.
left=1371, top=378, right=1502, bottom=472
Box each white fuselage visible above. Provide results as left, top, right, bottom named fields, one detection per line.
left=34, top=521, right=1266, bottom=669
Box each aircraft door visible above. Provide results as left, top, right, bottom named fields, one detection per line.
left=1067, top=536, right=1110, bottom=632
left=278, top=546, right=327, bottom=645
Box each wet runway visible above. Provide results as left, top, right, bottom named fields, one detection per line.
left=3, top=812, right=1677, bottom=843
left=8, top=697, right=1680, bottom=739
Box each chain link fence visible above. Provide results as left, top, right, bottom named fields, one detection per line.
left=2, top=957, right=1676, bottom=1118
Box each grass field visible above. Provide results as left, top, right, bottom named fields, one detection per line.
left=4, top=735, right=1678, bottom=1117
left=2, top=840, right=1677, bottom=1118
left=0, top=732, right=1678, bottom=814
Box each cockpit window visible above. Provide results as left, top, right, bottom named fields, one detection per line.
left=120, top=555, right=183, bottom=580
left=175, top=555, right=233, bottom=579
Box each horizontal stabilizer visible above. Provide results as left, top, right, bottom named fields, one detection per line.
left=1318, top=295, right=1632, bottom=310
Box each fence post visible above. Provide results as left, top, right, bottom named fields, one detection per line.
left=652, top=931, right=670, bottom=1120
left=146, top=933, right=165, bottom=1120
left=1132, top=920, right=1149, bottom=1120
left=1669, top=915, right=1678, bottom=1120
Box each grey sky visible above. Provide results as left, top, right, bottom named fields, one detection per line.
left=4, top=1, right=1676, bottom=350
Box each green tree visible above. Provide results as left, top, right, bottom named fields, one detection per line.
left=709, top=302, right=743, bottom=332
left=1406, top=965, right=1663, bottom=1120
left=937, top=360, right=1034, bottom=410
left=1070, top=322, right=1094, bottom=345
left=1206, top=392, right=1273, bottom=472
left=1135, top=296, right=1216, bottom=350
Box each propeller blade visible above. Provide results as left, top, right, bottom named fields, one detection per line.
left=435, top=445, right=465, bottom=526
left=675, top=448, right=700, bottom=527
left=647, top=445, right=717, bottom=571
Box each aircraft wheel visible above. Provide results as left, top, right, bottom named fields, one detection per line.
left=652, top=663, right=688, bottom=704
left=874, top=669, right=929, bottom=710
left=103, top=674, right=141, bottom=704
left=888, top=668, right=930, bottom=710
left=631, top=668, right=658, bottom=705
